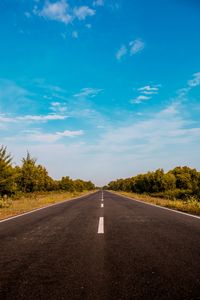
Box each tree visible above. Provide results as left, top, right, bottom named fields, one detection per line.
left=18, top=152, right=54, bottom=192
left=107, top=166, right=200, bottom=201
left=0, top=147, right=96, bottom=196
left=59, top=176, right=75, bottom=192
left=0, top=146, right=16, bottom=196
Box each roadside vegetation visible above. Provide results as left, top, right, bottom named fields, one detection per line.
left=107, top=167, right=200, bottom=215
left=0, top=145, right=95, bottom=220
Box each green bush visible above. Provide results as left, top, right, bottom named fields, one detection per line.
left=108, top=167, right=200, bottom=201
left=0, top=145, right=96, bottom=201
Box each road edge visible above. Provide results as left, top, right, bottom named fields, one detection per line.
left=108, top=191, right=200, bottom=220
left=0, top=191, right=98, bottom=224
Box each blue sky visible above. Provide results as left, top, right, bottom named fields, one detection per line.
left=0, top=0, right=200, bottom=185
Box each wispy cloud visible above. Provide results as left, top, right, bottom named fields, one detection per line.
left=56, top=129, right=84, bottom=137
left=2, top=73, right=199, bottom=185
left=74, top=88, right=103, bottom=98
left=0, top=79, right=36, bottom=115
left=131, top=84, right=160, bottom=104
left=19, top=114, right=67, bottom=122
left=131, top=95, right=150, bottom=104
left=138, top=85, right=159, bottom=95
left=129, top=39, right=145, bottom=55
left=24, top=11, right=31, bottom=18
left=0, top=115, right=16, bottom=123
left=130, top=95, right=150, bottom=104
left=34, top=1, right=96, bottom=25
left=36, top=0, right=73, bottom=24
left=85, top=23, right=92, bottom=29
left=0, top=114, right=68, bottom=123
left=6, top=100, right=200, bottom=185
left=73, top=6, right=95, bottom=20
left=93, top=0, right=104, bottom=7
left=7, top=129, right=84, bottom=143
left=72, top=30, right=78, bottom=38
left=116, top=45, right=127, bottom=61
left=172, top=71, right=200, bottom=103
left=188, top=72, right=200, bottom=87
left=50, top=102, right=67, bottom=113
left=98, top=104, right=183, bottom=147
left=28, top=131, right=80, bottom=143
left=116, top=39, right=145, bottom=60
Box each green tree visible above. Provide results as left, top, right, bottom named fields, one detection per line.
left=0, top=146, right=17, bottom=196
left=59, top=176, right=75, bottom=192
left=18, top=152, right=54, bottom=192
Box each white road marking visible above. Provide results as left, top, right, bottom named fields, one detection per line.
left=101, top=203, right=104, bottom=208
left=108, top=192, right=200, bottom=220
left=98, top=217, right=104, bottom=234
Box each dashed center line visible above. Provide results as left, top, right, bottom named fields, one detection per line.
left=101, top=203, right=104, bottom=208
left=98, top=217, right=104, bottom=234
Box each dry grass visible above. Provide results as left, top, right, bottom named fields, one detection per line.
left=0, top=190, right=94, bottom=221
left=112, top=191, right=200, bottom=216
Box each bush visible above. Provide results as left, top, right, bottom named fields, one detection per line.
left=0, top=145, right=96, bottom=202
left=108, top=167, right=200, bottom=201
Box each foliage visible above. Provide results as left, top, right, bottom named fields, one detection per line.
left=16, top=152, right=56, bottom=193
left=0, top=145, right=95, bottom=197
left=108, top=167, right=200, bottom=201
left=0, top=146, right=17, bottom=195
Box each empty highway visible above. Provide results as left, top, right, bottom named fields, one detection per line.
left=0, top=191, right=200, bottom=300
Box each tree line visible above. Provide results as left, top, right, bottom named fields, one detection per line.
left=107, top=167, right=200, bottom=200
left=0, top=145, right=95, bottom=196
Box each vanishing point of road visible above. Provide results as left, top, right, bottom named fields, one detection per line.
left=0, top=191, right=200, bottom=300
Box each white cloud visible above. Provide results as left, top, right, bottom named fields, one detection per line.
left=2, top=74, right=200, bottom=185
left=73, top=6, right=95, bottom=20
left=116, top=39, right=145, bottom=60
left=7, top=129, right=84, bottom=143
left=24, top=11, right=31, bottom=18
left=116, top=45, right=127, bottom=61
left=188, top=72, right=200, bottom=87
left=138, top=85, right=159, bottom=95
left=17, top=114, right=67, bottom=122
left=26, top=132, right=62, bottom=143
left=109, top=3, right=120, bottom=11
left=30, top=128, right=84, bottom=142
left=0, top=115, right=16, bottom=123
left=130, top=95, right=150, bottom=104
left=129, top=39, right=145, bottom=55
left=0, top=79, right=33, bottom=113
left=0, top=114, right=68, bottom=123
left=158, top=103, right=179, bottom=117
left=93, top=0, right=104, bottom=7
left=51, top=102, right=60, bottom=106
left=32, top=1, right=99, bottom=29
left=74, top=88, right=103, bottom=98
left=130, top=84, right=160, bottom=104
left=60, top=32, right=67, bottom=39
left=56, top=129, right=84, bottom=137
left=5, top=101, right=200, bottom=185
left=72, top=30, right=78, bottom=38
left=170, top=72, right=200, bottom=103
left=85, top=23, right=92, bottom=29
left=84, top=103, right=199, bottom=169
left=37, top=0, right=73, bottom=24
left=50, top=102, right=68, bottom=113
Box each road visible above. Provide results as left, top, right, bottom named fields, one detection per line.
left=0, top=190, right=200, bottom=300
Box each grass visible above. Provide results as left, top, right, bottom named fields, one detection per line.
left=0, top=190, right=95, bottom=221
left=112, top=191, right=200, bottom=216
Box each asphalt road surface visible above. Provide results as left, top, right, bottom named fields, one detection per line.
left=0, top=191, right=200, bottom=300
